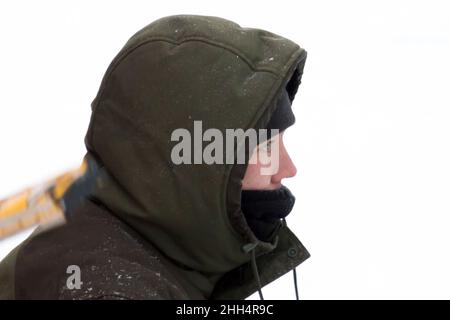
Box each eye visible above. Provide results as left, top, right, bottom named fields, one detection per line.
left=260, top=140, right=272, bottom=153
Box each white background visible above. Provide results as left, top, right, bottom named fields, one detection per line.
left=1, top=0, right=449, bottom=299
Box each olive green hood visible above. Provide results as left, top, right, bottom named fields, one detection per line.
left=84, top=14, right=309, bottom=299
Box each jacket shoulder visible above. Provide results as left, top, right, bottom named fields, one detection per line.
left=12, top=200, right=188, bottom=299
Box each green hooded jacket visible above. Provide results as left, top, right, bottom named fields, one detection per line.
left=0, top=14, right=310, bottom=300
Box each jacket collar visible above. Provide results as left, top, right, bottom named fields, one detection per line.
left=210, top=223, right=310, bottom=300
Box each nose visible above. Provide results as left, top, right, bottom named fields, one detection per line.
left=271, top=142, right=297, bottom=184
left=283, top=152, right=297, bottom=178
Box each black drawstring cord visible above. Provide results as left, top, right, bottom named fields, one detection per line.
left=243, top=219, right=300, bottom=301
left=293, top=267, right=299, bottom=300
left=250, top=247, right=264, bottom=300
left=242, top=242, right=264, bottom=300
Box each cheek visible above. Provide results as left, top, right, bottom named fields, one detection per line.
left=242, top=162, right=272, bottom=189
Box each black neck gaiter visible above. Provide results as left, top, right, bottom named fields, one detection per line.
left=241, top=185, right=296, bottom=242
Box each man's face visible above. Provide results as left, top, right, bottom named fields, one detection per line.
left=242, top=132, right=297, bottom=190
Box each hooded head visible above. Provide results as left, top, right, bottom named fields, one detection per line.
left=84, top=15, right=308, bottom=299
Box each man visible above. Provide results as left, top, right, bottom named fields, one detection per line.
left=0, top=14, right=309, bottom=299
